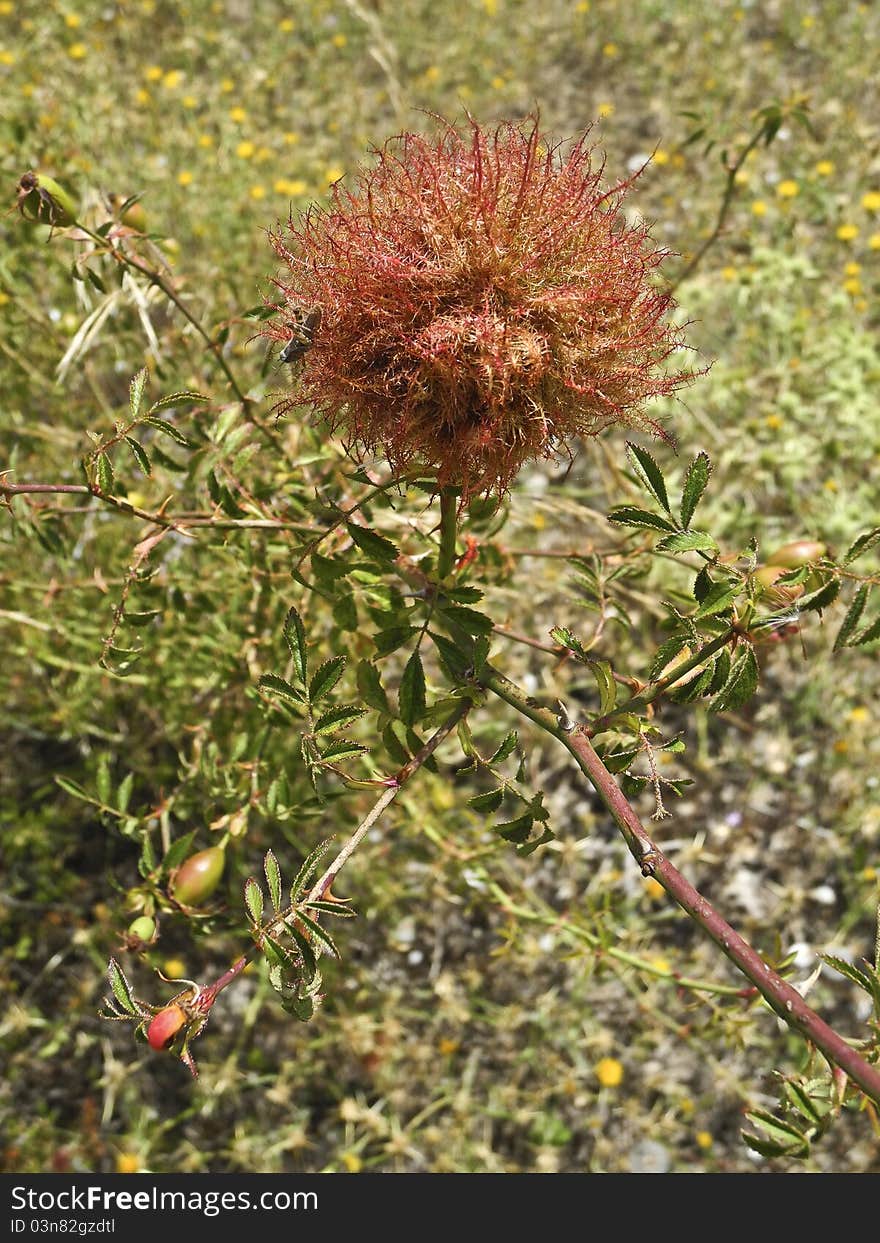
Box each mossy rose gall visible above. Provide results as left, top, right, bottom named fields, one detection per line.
left=267, top=118, right=695, bottom=499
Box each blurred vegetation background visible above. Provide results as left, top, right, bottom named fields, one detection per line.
left=2, top=0, right=879, bottom=1173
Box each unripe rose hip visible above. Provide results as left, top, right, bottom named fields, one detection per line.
left=147, top=1004, right=187, bottom=1052
left=754, top=564, right=805, bottom=604
left=765, top=540, right=826, bottom=569
left=170, top=846, right=226, bottom=907
left=127, top=915, right=156, bottom=942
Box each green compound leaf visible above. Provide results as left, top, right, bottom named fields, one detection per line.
left=680, top=451, right=712, bottom=529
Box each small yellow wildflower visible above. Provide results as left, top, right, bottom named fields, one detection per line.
left=182, top=94, right=197, bottom=109
left=324, top=165, right=344, bottom=185
left=595, top=1057, right=624, bottom=1088
left=67, top=42, right=87, bottom=58
left=229, top=106, right=247, bottom=123
left=283, top=131, right=300, bottom=145
left=734, top=169, right=750, bottom=186
left=862, top=191, right=880, bottom=213
left=162, top=958, right=187, bottom=979
left=644, top=878, right=664, bottom=901
left=236, top=140, right=255, bottom=159
left=597, top=102, right=614, bottom=118
left=423, top=65, right=440, bottom=83
left=777, top=179, right=799, bottom=198
left=177, top=171, right=193, bottom=187
left=249, top=184, right=266, bottom=200
left=833, top=739, right=849, bottom=755
left=0, top=290, right=10, bottom=306
left=814, top=160, right=835, bottom=177
left=836, top=223, right=859, bottom=241
left=862, top=866, right=877, bottom=882
left=823, top=479, right=838, bottom=492
left=135, top=88, right=151, bottom=105
left=844, top=261, right=862, bottom=275
left=332, top=33, right=347, bottom=48
left=483, top=0, right=498, bottom=14
left=64, top=12, right=81, bottom=26
left=575, top=0, right=590, bottom=11
left=652, top=148, right=670, bottom=166
left=0, top=2, right=14, bottom=14
left=765, top=414, right=783, bottom=430
left=197, top=133, right=213, bottom=148
left=279, top=17, right=294, bottom=31
left=649, top=956, right=671, bottom=974
left=255, top=145, right=272, bottom=163
left=341, top=1152, right=362, bottom=1173
left=696, top=1131, right=713, bottom=1151
left=0, top=48, right=13, bottom=64
left=144, top=65, right=163, bottom=82
left=751, top=200, right=768, bottom=217
left=849, top=706, right=870, bottom=723
left=162, top=69, right=182, bottom=89
left=602, top=42, right=619, bottom=57
left=220, top=77, right=234, bottom=93
left=438, top=1038, right=459, bottom=1055
left=721, top=266, right=738, bottom=281
left=491, top=75, right=506, bottom=90
left=869, top=232, right=880, bottom=251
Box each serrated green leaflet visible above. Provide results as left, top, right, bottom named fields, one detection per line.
left=96, top=452, right=114, bottom=493
left=693, top=581, right=739, bottom=620
left=259, top=673, right=306, bottom=705
left=346, top=522, right=399, bottom=562
left=107, top=959, right=140, bottom=1015
left=626, top=441, right=671, bottom=513
left=489, top=731, right=518, bottom=764
left=655, top=529, right=717, bottom=554
left=679, top=451, right=711, bottom=529
left=308, top=655, right=346, bottom=703
left=833, top=585, right=870, bottom=651
left=294, top=908, right=340, bottom=958
left=161, top=831, right=197, bottom=875
left=356, top=661, right=390, bottom=714
left=399, top=650, right=426, bottom=724
left=710, top=645, right=758, bottom=712
left=469, top=787, right=505, bottom=812
left=312, top=705, right=366, bottom=735
left=147, top=390, right=209, bottom=415
left=844, top=527, right=880, bottom=565
left=244, top=877, right=264, bottom=926
left=283, top=607, right=308, bottom=684
left=129, top=368, right=148, bottom=418
left=290, top=839, right=334, bottom=902
left=797, top=577, right=840, bottom=613
left=607, top=506, right=677, bottom=534
left=319, top=739, right=368, bottom=762
left=124, top=436, right=151, bottom=476
left=264, top=850, right=282, bottom=913
left=140, top=415, right=192, bottom=446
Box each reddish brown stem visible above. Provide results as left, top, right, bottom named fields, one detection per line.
left=482, top=662, right=880, bottom=1106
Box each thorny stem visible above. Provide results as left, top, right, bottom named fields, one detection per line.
left=437, top=486, right=459, bottom=580
left=669, top=124, right=769, bottom=293
left=202, top=700, right=470, bottom=1004
left=74, top=222, right=289, bottom=459
left=589, top=626, right=736, bottom=731
left=1, top=480, right=318, bottom=535
left=309, top=700, right=470, bottom=901
left=481, top=662, right=880, bottom=1107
